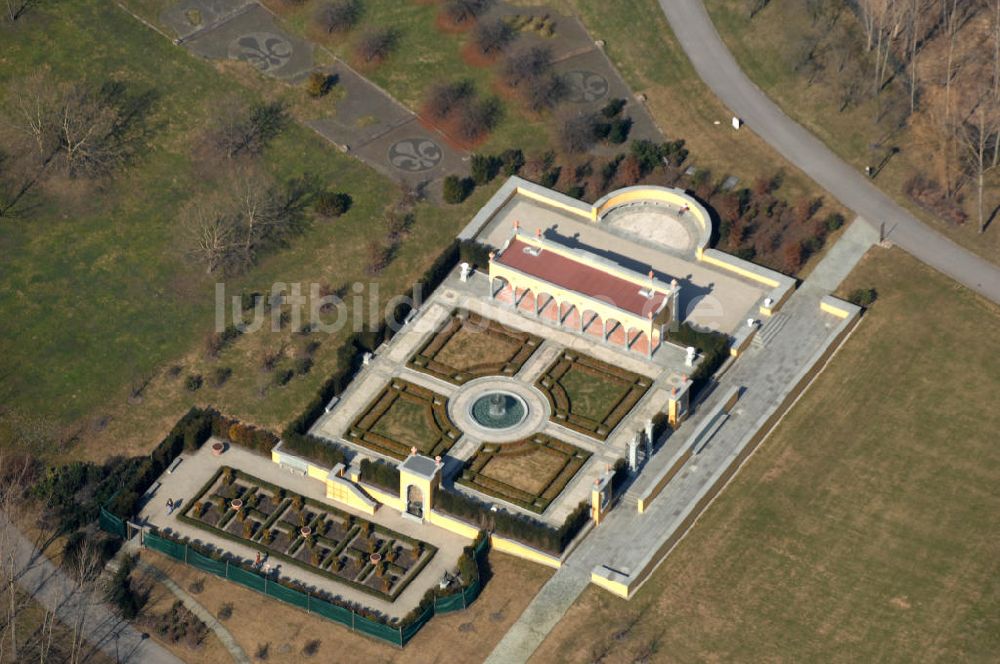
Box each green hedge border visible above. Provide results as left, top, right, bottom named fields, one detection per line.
left=456, top=435, right=592, bottom=514
left=347, top=379, right=461, bottom=460
left=535, top=350, right=652, bottom=441
left=406, top=308, right=542, bottom=385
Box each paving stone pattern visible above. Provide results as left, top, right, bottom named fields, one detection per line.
left=484, top=221, right=879, bottom=664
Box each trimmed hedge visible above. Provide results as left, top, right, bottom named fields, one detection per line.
left=108, top=407, right=215, bottom=517
left=359, top=458, right=401, bottom=491
left=281, top=240, right=463, bottom=448
left=177, top=466, right=436, bottom=602
left=667, top=323, right=731, bottom=394
left=434, top=488, right=589, bottom=554
left=456, top=435, right=592, bottom=514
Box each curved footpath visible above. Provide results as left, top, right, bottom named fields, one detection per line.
left=659, top=0, right=1000, bottom=305
left=0, top=512, right=182, bottom=664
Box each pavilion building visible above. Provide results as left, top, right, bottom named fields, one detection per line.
left=487, top=223, right=680, bottom=357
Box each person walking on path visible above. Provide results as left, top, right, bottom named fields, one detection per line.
left=166, top=498, right=174, bottom=515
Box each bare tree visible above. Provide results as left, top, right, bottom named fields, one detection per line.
left=3, top=0, right=36, bottom=23
left=355, top=27, right=399, bottom=64
left=442, top=0, right=494, bottom=25
left=184, top=202, right=237, bottom=274
left=559, top=112, right=599, bottom=153
left=313, top=0, right=361, bottom=34
left=424, top=80, right=475, bottom=120
left=5, top=71, right=59, bottom=160
left=66, top=539, right=104, bottom=664
left=956, top=101, right=1000, bottom=233
left=472, top=18, right=516, bottom=57
left=0, top=455, right=34, bottom=662
left=502, top=46, right=565, bottom=112
left=205, top=98, right=288, bottom=161
left=185, top=168, right=311, bottom=273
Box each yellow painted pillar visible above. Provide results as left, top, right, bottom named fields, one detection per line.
left=591, top=466, right=615, bottom=525
left=667, top=375, right=692, bottom=427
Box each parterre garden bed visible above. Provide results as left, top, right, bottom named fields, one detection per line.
left=407, top=309, right=542, bottom=385
left=179, top=467, right=436, bottom=600
left=535, top=351, right=651, bottom=440
left=457, top=435, right=592, bottom=514
left=347, top=379, right=461, bottom=460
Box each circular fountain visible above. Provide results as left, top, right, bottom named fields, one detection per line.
left=470, top=391, right=528, bottom=430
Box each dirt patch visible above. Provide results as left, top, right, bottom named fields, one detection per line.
left=142, top=547, right=553, bottom=663
left=416, top=106, right=492, bottom=152
left=435, top=11, right=477, bottom=34
left=460, top=40, right=504, bottom=68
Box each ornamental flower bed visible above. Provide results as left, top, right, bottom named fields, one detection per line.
left=407, top=309, right=542, bottom=384
left=456, top=434, right=592, bottom=514
left=347, top=379, right=461, bottom=460
left=180, top=467, right=436, bottom=601
left=535, top=350, right=652, bottom=441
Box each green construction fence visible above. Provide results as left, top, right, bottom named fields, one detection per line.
left=137, top=529, right=489, bottom=647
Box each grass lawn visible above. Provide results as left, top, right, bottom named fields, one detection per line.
left=459, top=435, right=592, bottom=513
left=408, top=309, right=542, bottom=384
left=0, top=0, right=485, bottom=460
left=234, top=0, right=553, bottom=154
left=434, top=327, right=520, bottom=370
left=566, top=0, right=847, bottom=218
left=370, top=397, right=441, bottom=452
left=532, top=248, right=1000, bottom=662
left=350, top=380, right=460, bottom=459
left=703, top=0, right=1000, bottom=265
left=537, top=351, right=650, bottom=440
left=557, top=364, right=630, bottom=423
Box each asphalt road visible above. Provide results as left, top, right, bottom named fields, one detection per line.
left=0, top=512, right=183, bottom=664
left=659, top=0, right=1000, bottom=305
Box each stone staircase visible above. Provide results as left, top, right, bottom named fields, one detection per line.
left=751, top=311, right=789, bottom=349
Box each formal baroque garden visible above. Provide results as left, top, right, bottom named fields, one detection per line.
left=536, top=351, right=652, bottom=440
left=347, top=379, right=462, bottom=460
left=407, top=309, right=542, bottom=385
left=457, top=435, right=593, bottom=514
left=179, top=467, right=437, bottom=600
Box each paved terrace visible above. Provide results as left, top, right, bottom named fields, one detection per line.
left=312, top=271, right=690, bottom=527
left=140, top=443, right=468, bottom=619
left=478, top=196, right=768, bottom=336
left=485, top=220, right=880, bottom=663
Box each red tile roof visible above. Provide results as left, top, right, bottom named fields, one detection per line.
left=495, top=238, right=667, bottom=318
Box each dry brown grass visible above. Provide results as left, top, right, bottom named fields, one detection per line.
left=134, top=570, right=231, bottom=664
left=481, top=447, right=567, bottom=496
left=531, top=248, right=1000, bottom=662
left=434, top=328, right=521, bottom=370
left=141, top=546, right=553, bottom=663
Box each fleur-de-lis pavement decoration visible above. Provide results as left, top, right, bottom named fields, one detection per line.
left=230, top=32, right=293, bottom=73
left=388, top=138, right=443, bottom=172
left=564, top=71, right=610, bottom=103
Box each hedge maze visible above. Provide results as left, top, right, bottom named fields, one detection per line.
left=457, top=435, right=592, bottom=514
left=348, top=379, right=462, bottom=460
left=407, top=309, right=541, bottom=385
left=535, top=351, right=651, bottom=441
left=180, top=467, right=436, bottom=601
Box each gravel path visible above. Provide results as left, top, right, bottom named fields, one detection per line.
left=0, top=512, right=183, bottom=664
